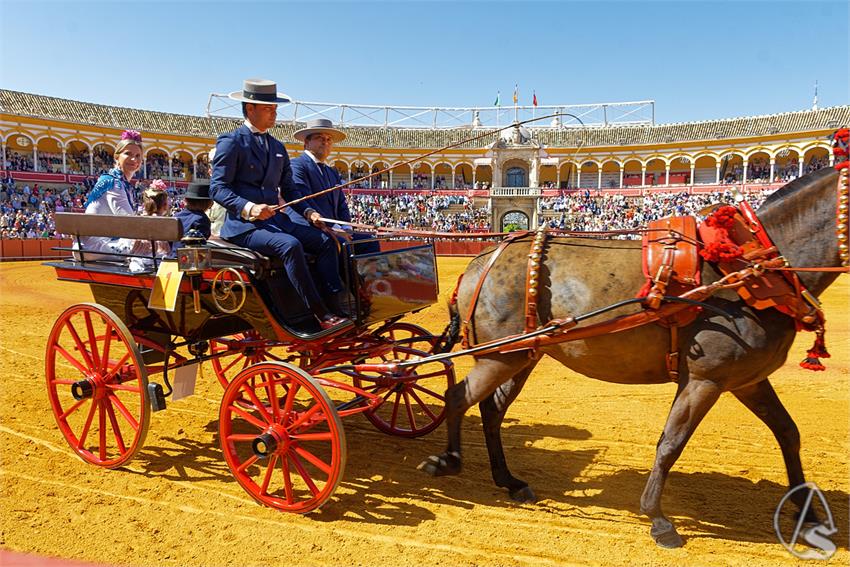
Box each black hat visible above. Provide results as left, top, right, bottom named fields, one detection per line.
left=185, top=180, right=211, bottom=200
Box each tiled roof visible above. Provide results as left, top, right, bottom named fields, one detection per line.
left=2, top=89, right=848, bottom=149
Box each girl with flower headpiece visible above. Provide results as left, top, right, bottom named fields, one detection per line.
left=79, top=130, right=144, bottom=255
left=142, top=179, right=171, bottom=217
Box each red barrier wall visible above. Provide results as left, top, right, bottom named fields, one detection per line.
left=0, top=239, right=72, bottom=261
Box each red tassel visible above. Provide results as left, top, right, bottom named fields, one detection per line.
left=699, top=241, right=743, bottom=262
left=799, top=330, right=830, bottom=371
left=800, top=357, right=826, bottom=371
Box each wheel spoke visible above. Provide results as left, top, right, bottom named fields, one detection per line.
left=389, top=391, right=401, bottom=429
left=221, top=353, right=243, bottom=375
left=104, top=400, right=127, bottom=454
left=107, top=392, right=140, bottom=431
left=59, top=397, right=89, bottom=421
left=281, top=381, right=301, bottom=417
left=102, top=352, right=132, bottom=382
left=286, top=403, right=322, bottom=432
left=97, top=400, right=107, bottom=460
left=259, top=454, right=278, bottom=496
left=105, top=383, right=141, bottom=393
left=54, top=345, right=90, bottom=375
left=402, top=391, right=417, bottom=430
left=290, top=432, right=333, bottom=442
left=261, top=372, right=281, bottom=422
left=411, top=368, right=448, bottom=380
left=229, top=404, right=269, bottom=431
left=280, top=454, right=294, bottom=504
left=101, top=323, right=114, bottom=373
left=238, top=382, right=273, bottom=423
left=289, top=453, right=321, bottom=496
left=83, top=311, right=101, bottom=371
left=236, top=454, right=259, bottom=474
left=407, top=387, right=438, bottom=421
left=410, top=383, right=445, bottom=401
left=225, top=433, right=258, bottom=442
left=64, top=319, right=94, bottom=369
left=76, top=398, right=97, bottom=449
left=293, top=446, right=332, bottom=476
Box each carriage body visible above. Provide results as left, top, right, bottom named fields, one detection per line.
left=44, top=212, right=452, bottom=512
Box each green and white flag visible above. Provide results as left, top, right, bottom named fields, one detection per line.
left=493, top=91, right=500, bottom=107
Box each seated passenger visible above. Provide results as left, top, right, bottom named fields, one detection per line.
left=80, top=130, right=144, bottom=256
left=142, top=179, right=171, bottom=217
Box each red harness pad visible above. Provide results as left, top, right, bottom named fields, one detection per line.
left=641, top=216, right=701, bottom=326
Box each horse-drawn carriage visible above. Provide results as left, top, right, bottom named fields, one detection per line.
left=45, top=212, right=454, bottom=513
left=44, top=159, right=848, bottom=546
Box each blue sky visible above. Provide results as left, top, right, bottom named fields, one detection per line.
left=1, top=0, right=847, bottom=124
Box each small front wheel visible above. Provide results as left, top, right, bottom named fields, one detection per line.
left=219, top=362, right=346, bottom=513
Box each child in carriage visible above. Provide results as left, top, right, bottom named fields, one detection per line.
left=141, top=179, right=171, bottom=217
left=174, top=180, right=213, bottom=240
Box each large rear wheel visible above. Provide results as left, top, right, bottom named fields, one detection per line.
left=45, top=303, right=150, bottom=468
left=219, top=362, right=346, bottom=513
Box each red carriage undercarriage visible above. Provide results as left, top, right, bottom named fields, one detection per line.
left=46, top=212, right=453, bottom=513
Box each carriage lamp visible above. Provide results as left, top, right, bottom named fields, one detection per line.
left=176, top=229, right=211, bottom=314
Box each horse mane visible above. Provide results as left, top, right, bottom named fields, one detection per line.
left=759, top=167, right=835, bottom=210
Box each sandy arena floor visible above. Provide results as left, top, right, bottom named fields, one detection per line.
left=0, top=259, right=847, bottom=567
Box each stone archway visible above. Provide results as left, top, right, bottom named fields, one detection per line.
left=501, top=210, right=529, bottom=232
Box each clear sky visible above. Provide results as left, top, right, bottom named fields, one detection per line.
left=1, top=0, right=847, bottom=125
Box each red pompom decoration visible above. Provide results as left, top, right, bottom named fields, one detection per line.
left=704, top=205, right=738, bottom=229
left=699, top=241, right=743, bottom=262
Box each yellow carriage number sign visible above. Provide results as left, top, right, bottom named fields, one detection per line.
left=148, top=261, right=184, bottom=312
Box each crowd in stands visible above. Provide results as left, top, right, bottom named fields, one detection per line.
left=348, top=194, right=491, bottom=232
left=539, top=189, right=772, bottom=234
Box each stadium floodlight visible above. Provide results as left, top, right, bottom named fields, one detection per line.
left=206, top=93, right=655, bottom=130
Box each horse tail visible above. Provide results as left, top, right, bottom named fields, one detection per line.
left=434, top=274, right=463, bottom=354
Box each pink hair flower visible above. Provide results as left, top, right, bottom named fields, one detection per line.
left=149, top=179, right=168, bottom=192
left=121, top=129, right=143, bottom=143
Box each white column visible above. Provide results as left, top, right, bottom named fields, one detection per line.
left=389, top=170, right=393, bottom=189
left=472, top=168, right=477, bottom=187
left=597, top=169, right=602, bottom=190
left=556, top=167, right=561, bottom=188
left=664, top=164, right=670, bottom=186
left=742, top=160, right=748, bottom=184
left=168, top=156, right=173, bottom=179
left=410, top=169, right=414, bottom=188
left=769, top=159, right=775, bottom=182
left=715, top=164, right=720, bottom=184
left=829, top=153, right=835, bottom=166
left=33, top=145, right=38, bottom=172
left=689, top=163, right=695, bottom=185
left=430, top=169, right=435, bottom=190
left=577, top=169, right=582, bottom=188
left=797, top=157, right=803, bottom=177
left=451, top=169, right=456, bottom=189
left=62, top=147, right=67, bottom=174
left=641, top=166, right=646, bottom=186
left=618, top=167, right=624, bottom=189
left=89, top=150, right=93, bottom=176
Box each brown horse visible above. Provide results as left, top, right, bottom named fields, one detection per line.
left=420, top=167, right=844, bottom=547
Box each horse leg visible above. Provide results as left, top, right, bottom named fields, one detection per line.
left=419, top=352, right=530, bottom=477
left=731, top=379, right=818, bottom=523
left=640, top=379, right=722, bottom=548
left=480, top=363, right=537, bottom=502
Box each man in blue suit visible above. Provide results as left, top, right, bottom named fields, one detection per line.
left=210, top=80, right=350, bottom=330
left=287, top=118, right=381, bottom=256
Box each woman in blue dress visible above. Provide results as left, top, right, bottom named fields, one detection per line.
left=80, top=130, right=144, bottom=255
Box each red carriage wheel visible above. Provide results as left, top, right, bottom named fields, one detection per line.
left=208, top=330, right=285, bottom=390
left=219, top=362, right=346, bottom=513
left=352, top=344, right=455, bottom=438
left=45, top=303, right=150, bottom=468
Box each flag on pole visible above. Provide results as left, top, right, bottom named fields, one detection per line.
left=513, top=84, right=518, bottom=105
left=494, top=91, right=500, bottom=106
left=533, top=91, right=538, bottom=107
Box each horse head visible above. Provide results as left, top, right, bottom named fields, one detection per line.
left=756, top=167, right=843, bottom=296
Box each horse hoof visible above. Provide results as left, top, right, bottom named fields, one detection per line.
left=509, top=485, right=537, bottom=503
left=651, top=523, right=684, bottom=548
left=417, top=453, right=461, bottom=477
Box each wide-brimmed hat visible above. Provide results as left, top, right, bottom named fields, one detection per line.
left=228, top=79, right=290, bottom=105
left=293, top=118, right=346, bottom=143
left=185, top=180, right=211, bottom=200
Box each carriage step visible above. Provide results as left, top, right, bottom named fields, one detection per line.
left=148, top=383, right=167, bottom=412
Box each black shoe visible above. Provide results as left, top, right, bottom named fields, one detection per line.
left=326, top=293, right=353, bottom=318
